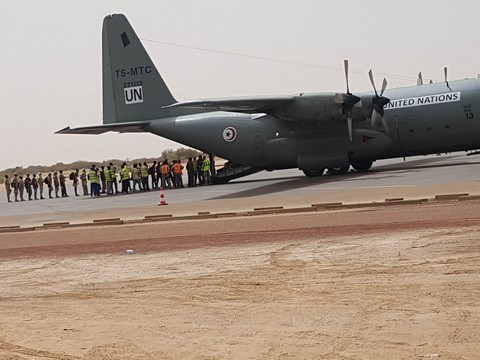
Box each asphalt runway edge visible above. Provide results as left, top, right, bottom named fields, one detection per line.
left=0, top=193, right=476, bottom=234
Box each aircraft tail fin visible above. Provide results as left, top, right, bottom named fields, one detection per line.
left=102, top=14, right=177, bottom=123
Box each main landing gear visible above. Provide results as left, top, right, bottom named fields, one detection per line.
left=302, top=159, right=373, bottom=177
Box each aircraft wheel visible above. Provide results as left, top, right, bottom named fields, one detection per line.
left=350, top=159, right=373, bottom=172
left=327, top=165, right=350, bottom=175
left=302, top=168, right=325, bottom=177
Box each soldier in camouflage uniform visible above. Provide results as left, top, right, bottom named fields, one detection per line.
left=4, top=175, right=12, bottom=202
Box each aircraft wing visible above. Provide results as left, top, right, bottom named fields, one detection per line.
left=163, top=95, right=296, bottom=114
left=55, top=121, right=151, bottom=135
left=163, top=93, right=368, bottom=123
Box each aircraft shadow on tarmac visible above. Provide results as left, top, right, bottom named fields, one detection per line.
left=211, top=172, right=392, bottom=200
left=211, top=155, right=480, bottom=200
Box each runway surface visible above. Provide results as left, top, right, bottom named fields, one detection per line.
left=1, top=152, right=479, bottom=227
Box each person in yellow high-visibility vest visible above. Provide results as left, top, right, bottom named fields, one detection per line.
left=202, top=155, right=211, bottom=185
left=88, top=165, right=100, bottom=197
left=141, top=162, right=150, bottom=191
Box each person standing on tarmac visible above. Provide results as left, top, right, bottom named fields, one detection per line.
left=53, top=172, right=60, bottom=198
left=38, top=173, right=45, bottom=199
left=59, top=170, right=68, bottom=197
left=88, top=165, right=100, bottom=197
left=72, top=169, right=79, bottom=196
left=121, top=163, right=131, bottom=193
left=24, top=174, right=32, bottom=200
left=109, top=163, right=118, bottom=194
left=148, top=161, right=157, bottom=189
left=172, top=160, right=184, bottom=188
left=170, top=160, right=178, bottom=188
left=45, top=173, right=53, bottom=198
left=160, top=160, right=172, bottom=189
left=155, top=162, right=161, bottom=189
left=197, top=156, right=204, bottom=185
left=105, top=165, right=112, bottom=195
left=4, top=174, right=12, bottom=202
left=32, top=173, right=39, bottom=200
left=11, top=174, right=20, bottom=201
left=80, top=169, right=89, bottom=196
left=202, top=155, right=211, bottom=185
left=17, top=175, right=25, bottom=201
left=100, top=166, right=107, bottom=194
left=186, top=157, right=195, bottom=187
left=131, top=164, right=141, bottom=191
left=141, top=162, right=149, bottom=191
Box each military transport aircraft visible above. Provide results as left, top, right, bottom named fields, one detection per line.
left=57, top=14, right=480, bottom=183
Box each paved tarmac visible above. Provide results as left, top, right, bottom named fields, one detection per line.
left=1, top=152, right=479, bottom=227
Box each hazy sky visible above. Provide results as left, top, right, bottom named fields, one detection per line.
left=1, top=0, right=479, bottom=169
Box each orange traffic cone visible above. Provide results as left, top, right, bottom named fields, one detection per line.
left=158, top=187, right=168, bottom=206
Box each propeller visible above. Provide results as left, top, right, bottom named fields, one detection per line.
left=417, top=72, right=423, bottom=85
left=368, top=69, right=390, bottom=133
left=335, top=60, right=362, bottom=141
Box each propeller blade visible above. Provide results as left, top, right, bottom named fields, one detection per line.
left=371, top=110, right=378, bottom=127
left=380, top=78, right=387, bottom=96
left=347, top=116, right=353, bottom=141
left=382, top=117, right=389, bottom=134
left=368, top=69, right=378, bottom=97
left=369, top=68, right=390, bottom=127
left=344, top=59, right=350, bottom=94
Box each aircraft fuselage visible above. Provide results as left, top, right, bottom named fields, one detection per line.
left=146, top=78, right=480, bottom=170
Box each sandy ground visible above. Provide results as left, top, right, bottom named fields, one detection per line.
left=0, top=201, right=479, bottom=359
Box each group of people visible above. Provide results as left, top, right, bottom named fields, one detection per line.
left=3, top=171, right=70, bottom=202
left=3, top=155, right=215, bottom=203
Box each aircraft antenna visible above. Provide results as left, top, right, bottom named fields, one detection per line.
left=444, top=67, right=452, bottom=91
left=417, top=72, right=423, bottom=85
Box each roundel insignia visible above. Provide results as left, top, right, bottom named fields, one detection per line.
left=222, top=127, right=237, bottom=142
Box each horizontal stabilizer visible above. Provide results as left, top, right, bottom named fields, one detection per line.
left=55, top=121, right=150, bottom=135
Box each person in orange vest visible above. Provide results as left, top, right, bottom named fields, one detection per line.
left=171, top=159, right=184, bottom=188
left=160, top=160, right=172, bottom=189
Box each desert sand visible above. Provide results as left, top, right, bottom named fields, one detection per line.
left=0, top=200, right=479, bottom=359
